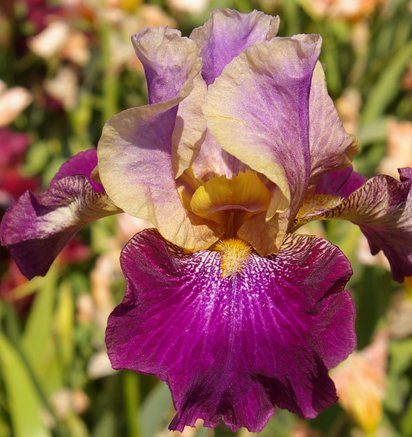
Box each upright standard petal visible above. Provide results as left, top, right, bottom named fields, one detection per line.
left=106, top=230, right=355, bottom=432
left=296, top=169, right=412, bottom=282
left=0, top=151, right=119, bottom=278
left=99, top=29, right=221, bottom=251
left=308, top=63, right=358, bottom=185
left=204, top=35, right=322, bottom=216
left=132, top=27, right=201, bottom=105
left=190, top=9, right=279, bottom=85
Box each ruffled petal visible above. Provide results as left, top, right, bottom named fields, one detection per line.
left=133, top=28, right=208, bottom=179
left=0, top=151, right=119, bottom=278
left=204, top=35, right=322, bottom=215
left=192, top=130, right=246, bottom=180
left=297, top=168, right=412, bottom=282
left=190, top=9, right=279, bottom=85
left=98, top=29, right=221, bottom=251
left=132, top=27, right=201, bottom=105
left=315, top=166, right=366, bottom=198
left=106, top=230, right=355, bottom=432
left=308, top=63, right=358, bottom=184
left=52, top=149, right=104, bottom=192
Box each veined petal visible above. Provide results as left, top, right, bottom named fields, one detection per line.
left=52, top=149, right=104, bottom=192
left=106, top=230, right=354, bottom=432
left=132, top=27, right=201, bottom=105
left=308, top=63, right=358, bottom=184
left=132, top=28, right=208, bottom=179
left=204, top=35, right=322, bottom=215
left=192, top=130, right=246, bottom=180
left=0, top=151, right=119, bottom=278
left=98, top=33, right=222, bottom=251
left=172, top=75, right=207, bottom=178
left=315, top=166, right=366, bottom=198
left=296, top=169, right=412, bottom=282
left=190, top=9, right=279, bottom=85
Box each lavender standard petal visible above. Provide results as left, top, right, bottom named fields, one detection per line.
left=308, top=64, right=358, bottom=185
left=205, top=35, right=322, bottom=217
left=190, top=9, right=279, bottom=85
left=106, top=230, right=355, bottom=432
left=98, top=30, right=221, bottom=251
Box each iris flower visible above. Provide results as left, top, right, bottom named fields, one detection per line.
left=1, top=9, right=412, bottom=433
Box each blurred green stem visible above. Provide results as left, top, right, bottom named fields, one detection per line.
left=123, top=371, right=141, bottom=437
left=100, top=14, right=119, bottom=122
left=282, top=0, right=301, bottom=36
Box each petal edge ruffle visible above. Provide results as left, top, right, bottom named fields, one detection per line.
left=106, top=230, right=355, bottom=432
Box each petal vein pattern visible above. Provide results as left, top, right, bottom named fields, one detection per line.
left=0, top=149, right=119, bottom=278
left=106, top=230, right=355, bottom=433
left=204, top=35, right=322, bottom=215
left=98, top=29, right=221, bottom=250
left=295, top=170, right=412, bottom=281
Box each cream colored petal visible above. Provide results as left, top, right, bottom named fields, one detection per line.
left=308, top=62, right=358, bottom=186
left=28, top=21, right=70, bottom=59
left=172, top=75, right=207, bottom=178
left=205, top=35, right=323, bottom=214
left=98, top=103, right=221, bottom=251
left=98, top=29, right=222, bottom=249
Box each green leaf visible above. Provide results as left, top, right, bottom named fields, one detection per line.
left=401, top=395, right=412, bottom=436
left=361, top=41, right=412, bottom=124
left=22, top=266, right=62, bottom=393
left=389, top=338, right=412, bottom=375
left=140, top=382, right=172, bottom=437
left=357, top=117, right=389, bottom=146
left=55, top=281, right=74, bottom=371
left=0, top=334, right=51, bottom=437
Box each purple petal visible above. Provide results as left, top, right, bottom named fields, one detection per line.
left=204, top=35, right=322, bottom=215
left=192, top=131, right=246, bottom=180
left=315, top=166, right=366, bottom=198
left=190, top=9, right=279, bottom=85
left=106, top=230, right=355, bottom=432
left=0, top=153, right=119, bottom=278
left=308, top=64, right=358, bottom=184
left=131, top=28, right=209, bottom=178
left=300, top=168, right=412, bottom=282
left=132, top=27, right=201, bottom=105
left=98, top=30, right=221, bottom=251
left=51, top=149, right=104, bottom=192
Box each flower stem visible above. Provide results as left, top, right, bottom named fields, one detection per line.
left=123, top=370, right=141, bottom=437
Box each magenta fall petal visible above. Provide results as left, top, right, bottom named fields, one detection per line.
left=106, top=229, right=355, bottom=432
left=0, top=150, right=118, bottom=278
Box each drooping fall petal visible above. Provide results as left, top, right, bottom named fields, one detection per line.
left=106, top=229, right=355, bottom=432
left=0, top=150, right=119, bottom=278
left=315, top=166, right=366, bottom=198
left=297, top=168, right=412, bottom=282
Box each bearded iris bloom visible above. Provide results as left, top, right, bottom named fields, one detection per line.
left=1, top=8, right=412, bottom=433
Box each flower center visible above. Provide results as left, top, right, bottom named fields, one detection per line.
left=189, top=170, right=272, bottom=237
left=215, top=238, right=252, bottom=278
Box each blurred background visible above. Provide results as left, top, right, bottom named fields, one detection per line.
left=0, top=0, right=412, bottom=436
